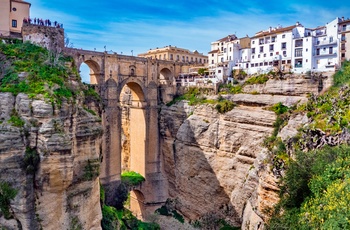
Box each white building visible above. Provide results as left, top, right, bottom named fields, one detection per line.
left=245, top=23, right=302, bottom=75
left=208, top=35, right=250, bottom=81
left=339, top=17, right=350, bottom=65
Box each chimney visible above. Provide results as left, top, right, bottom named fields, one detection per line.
left=269, top=27, right=272, bottom=32
left=342, top=16, right=345, bottom=21
left=296, top=21, right=300, bottom=26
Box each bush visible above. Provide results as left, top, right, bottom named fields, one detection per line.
left=215, top=100, right=235, bottom=114
left=83, top=160, right=100, bottom=181
left=0, top=181, right=17, bottom=219
left=268, top=145, right=350, bottom=229
left=8, top=115, right=25, bottom=127
left=244, top=74, right=269, bottom=85
left=121, top=171, right=145, bottom=186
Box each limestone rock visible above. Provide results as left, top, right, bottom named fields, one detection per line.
left=160, top=102, right=279, bottom=227
left=228, top=93, right=307, bottom=107
left=243, top=77, right=320, bottom=96
left=0, top=93, right=103, bottom=230
left=278, top=114, right=308, bottom=141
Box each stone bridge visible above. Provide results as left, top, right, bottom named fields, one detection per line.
left=64, top=48, right=189, bottom=218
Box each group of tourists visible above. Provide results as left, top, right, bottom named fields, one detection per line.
left=23, top=17, right=63, bottom=28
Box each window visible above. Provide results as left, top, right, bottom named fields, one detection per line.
left=342, top=53, right=346, bottom=58
left=218, top=70, right=221, bottom=73
left=259, top=62, right=263, bottom=66
left=343, top=25, right=347, bottom=32
left=224, top=48, right=227, bottom=53
left=342, top=34, right=346, bottom=41
left=212, top=54, right=214, bottom=57
left=191, top=57, right=193, bottom=62
left=229, top=56, right=231, bottom=60
left=251, top=64, right=254, bottom=67
left=252, top=48, right=256, bottom=54
left=282, top=34, right=286, bottom=38
left=269, top=44, right=274, bottom=51
left=186, top=56, right=189, bottom=61
left=270, top=53, right=273, bottom=56
left=272, top=36, right=276, bottom=42
left=342, top=44, right=346, bottom=50
left=260, top=46, right=264, bottom=53
left=306, top=59, right=308, bottom=63
left=177, top=55, right=179, bottom=61
left=259, top=39, right=264, bottom=45
left=229, top=47, right=232, bottom=52
left=199, top=58, right=202, bottom=63
left=221, top=47, right=223, bottom=51
left=295, top=39, right=303, bottom=47
left=263, top=54, right=266, bottom=57
left=295, top=48, right=303, bottom=57
left=211, top=60, right=214, bottom=64
left=252, top=41, right=255, bottom=44
left=283, top=51, right=287, bottom=56
left=316, top=48, right=320, bottom=55
left=221, top=57, right=224, bottom=62
left=329, top=47, right=333, bottom=54
left=306, top=48, right=308, bottom=52
left=281, top=42, right=287, bottom=49
left=258, top=54, right=261, bottom=58
left=252, top=55, right=254, bottom=59
left=170, top=54, right=173, bottom=60
left=329, top=37, right=333, bottom=43
left=12, top=20, right=17, bottom=28
left=12, top=7, right=17, bottom=11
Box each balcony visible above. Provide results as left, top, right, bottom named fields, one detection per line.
left=295, top=64, right=303, bottom=68
left=315, top=40, right=337, bottom=46
left=314, top=52, right=337, bottom=57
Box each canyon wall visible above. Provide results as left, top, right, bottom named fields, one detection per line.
left=0, top=92, right=102, bottom=230
left=159, top=76, right=319, bottom=228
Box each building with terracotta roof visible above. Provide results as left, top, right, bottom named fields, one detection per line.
left=339, top=17, right=350, bottom=64
left=0, top=0, right=31, bottom=37
left=138, top=45, right=208, bottom=65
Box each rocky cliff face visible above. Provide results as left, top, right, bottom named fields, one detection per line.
left=0, top=92, right=102, bottom=230
left=159, top=92, right=308, bottom=228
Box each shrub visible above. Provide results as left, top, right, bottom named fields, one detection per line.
left=0, top=181, right=17, bottom=219
left=244, top=74, right=269, bottom=85
left=8, top=115, right=25, bottom=127
left=22, top=147, right=40, bottom=174
left=83, top=159, right=100, bottom=181
left=121, top=171, right=145, bottom=186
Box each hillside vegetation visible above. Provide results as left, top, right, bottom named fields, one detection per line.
left=0, top=40, right=79, bottom=105
left=267, top=61, right=350, bottom=229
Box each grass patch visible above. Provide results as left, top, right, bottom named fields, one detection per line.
left=121, top=171, right=145, bottom=186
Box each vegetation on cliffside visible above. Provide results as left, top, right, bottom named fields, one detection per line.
left=167, top=87, right=235, bottom=114
left=0, top=40, right=79, bottom=105
left=267, top=61, right=350, bottom=229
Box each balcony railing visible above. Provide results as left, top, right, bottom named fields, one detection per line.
left=315, top=40, right=337, bottom=46
left=295, top=64, right=303, bottom=68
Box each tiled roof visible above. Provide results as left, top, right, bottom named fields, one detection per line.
left=216, top=34, right=238, bottom=42
left=252, top=25, right=297, bottom=38
left=208, top=49, right=219, bottom=54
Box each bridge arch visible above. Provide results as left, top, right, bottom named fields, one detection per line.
left=129, top=190, right=146, bottom=219
left=79, top=59, right=101, bottom=84
left=159, top=68, right=172, bottom=84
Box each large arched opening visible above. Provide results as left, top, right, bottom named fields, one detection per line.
left=79, top=60, right=100, bottom=84
left=119, top=80, right=147, bottom=218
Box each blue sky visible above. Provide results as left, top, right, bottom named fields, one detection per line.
left=29, top=0, right=350, bottom=55
left=28, top=0, right=350, bottom=82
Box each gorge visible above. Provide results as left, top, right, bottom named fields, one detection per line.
left=1, top=28, right=350, bottom=230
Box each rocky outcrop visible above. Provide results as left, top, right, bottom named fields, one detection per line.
left=243, top=76, right=322, bottom=96
left=0, top=93, right=103, bottom=230
left=160, top=101, right=281, bottom=228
